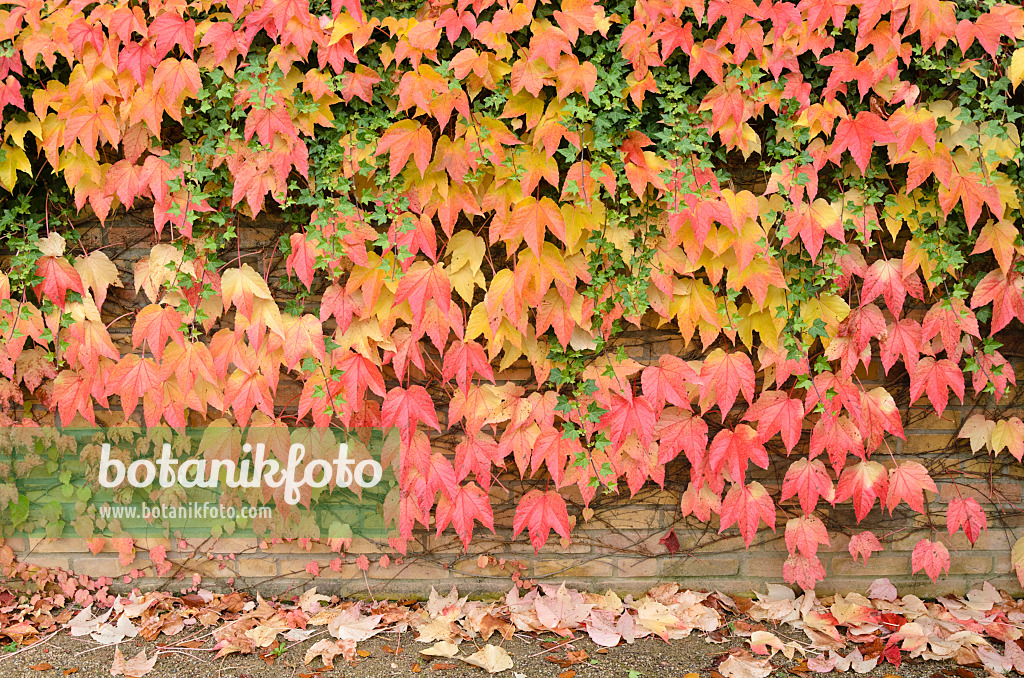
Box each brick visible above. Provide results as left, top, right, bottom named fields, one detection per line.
left=902, top=433, right=957, bottom=455
left=236, top=558, right=279, bottom=578
left=911, top=411, right=961, bottom=430
left=21, top=555, right=71, bottom=571
left=660, top=557, right=739, bottom=577
left=742, top=556, right=790, bottom=577
left=532, top=557, right=615, bottom=578
left=28, top=537, right=94, bottom=553
left=67, top=556, right=131, bottom=578
left=208, top=538, right=261, bottom=554
left=831, top=556, right=906, bottom=577
left=948, top=556, right=991, bottom=575
left=452, top=556, right=523, bottom=577
left=616, top=557, right=660, bottom=577
left=390, top=561, right=453, bottom=580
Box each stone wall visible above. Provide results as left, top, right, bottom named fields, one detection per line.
left=4, top=213, right=1024, bottom=598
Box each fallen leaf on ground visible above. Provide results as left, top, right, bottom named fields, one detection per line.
left=110, top=648, right=158, bottom=677
left=420, top=641, right=460, bottom=658
left=462, top=644, right=514, bottom=673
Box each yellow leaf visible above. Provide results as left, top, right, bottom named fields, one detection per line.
left=0, top=143, right=30, bottom=190
left=5, top=115, right=41, bottom=148
left=1009, top=47, right=1024, bottom=90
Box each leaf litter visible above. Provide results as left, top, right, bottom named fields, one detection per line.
left=1, top=580, right=1024, bottom=676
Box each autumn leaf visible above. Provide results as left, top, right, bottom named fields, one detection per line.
left=910, top=538, right=950, bottom=582
left=512, top=489, right=571, bottom=552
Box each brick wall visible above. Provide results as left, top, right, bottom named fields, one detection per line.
left=4, top=213, right=1024, bottom=597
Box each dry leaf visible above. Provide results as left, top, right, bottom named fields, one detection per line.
left=462, top=644, right=514, bottom=674
left=110, top=648, right=158, bottom=678
left=720, top=649, right=773, bottom=678
left=420, top=641, right=460, bottom=658
left=30, top=663, right=53, bottom=671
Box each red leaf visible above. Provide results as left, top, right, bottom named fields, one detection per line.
left=383, top=385, right=440, bottom=432
left=641, top=355, right=699, bottom=412
left=699, top=349, right=755, bottom=419
left=781, top=458, right=835, bottom=515
left=885, top=461, right=937, bottom=514
left=708, top=424, right=769, bottom=486
left=970, top=270, right=1024, bottom=334
left=659, top=528, right=680, bottom=556
left=909, top=357, right=965, bottom=418
left=831, top=111, right=895, bottom=173
left=848, top=531, right=883, bottom=564
left=835, top=460, right=888, bottom=522
left=34, top=256, right=84, bottom=309
left=784, top=514, right=830, bottom=557
left=946, top=497, right=987, bottom=545
left=861, top=258, right=922, bottom=317
left=599, top=392, right=656, bottom=448
left=743, top=390, right=805, bottom=452
left=911, top=538, right=950, bottom=582
left=375, top=120, right=433, bottom=178
left=719, top=481, right=775, bottom=547
left=133, top=304, right=185, bottom=361
left=435, top=482, right=495, bottom=548
left=442, top=340, right=495, bottom=392
left=513, top=489, right=572, bottom=552
left=783, top=553, right=826, bottom=590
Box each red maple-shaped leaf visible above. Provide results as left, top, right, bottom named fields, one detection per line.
left=659, top=528, right=680, bottom=556
left=781, top=458, right=835, bottom=515
left=699, top=348, right=755, bottom=419
left=442, top=340, right=495, bottom=392
left=708, top=424, right=769, bottom=486
left=530, top=427, right=584, bottom=487
left=909, top=357, right=965, bottom=418
left=971, top=270, right=1024, bottom=334
left=861, top=258, right=922, bottom=317
left=783, top=552, right=826, bottom=590
left=435, top=482, right=495, bottom=549
left=848, top=531, right=883, bottom=564
left=375, top=120, right=433, bottom=178
left=946, top=497, right=987, bottom=545
left=911, top=538, right=950, bottom=582
left=454, top=433, right=499, bottom=490
left=743, top=390, right=805, bottom=452
left=599, top=392, right=656, bottom=448
left=835, top=460, right=888, bottom=522
left=394, top=261, right=452, bottom=322
left=887, top=105, right=937, bottom=158
left=861, top=387, right=905, bottom=451
left=110, top=354, right=163, bottom=420
left=513, top=489, right=572, bottom=552
left=286, top=232, right=318, bottom=290
left=382, top=385, right=441, bottom=432
left=885, top=461, right=937, bottom=514
left=34, top=256, right=84, bottom=309
left=719, top=481, right=776, bottom=546
left=785, top=514, right=830, bottom=557
left=880, top=319, right=923, bottom=374
left=133, top=304, right=185, bottom=361
left=655, top=407, right=708, bottom=467
left=922, top=299, right=980, bottom=359
left=641, top=355, right=699, bottom=412
left=831, top=111, right=895, bottom=173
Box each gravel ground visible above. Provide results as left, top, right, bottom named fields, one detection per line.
left=0, top=629, right=968, bottom=678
